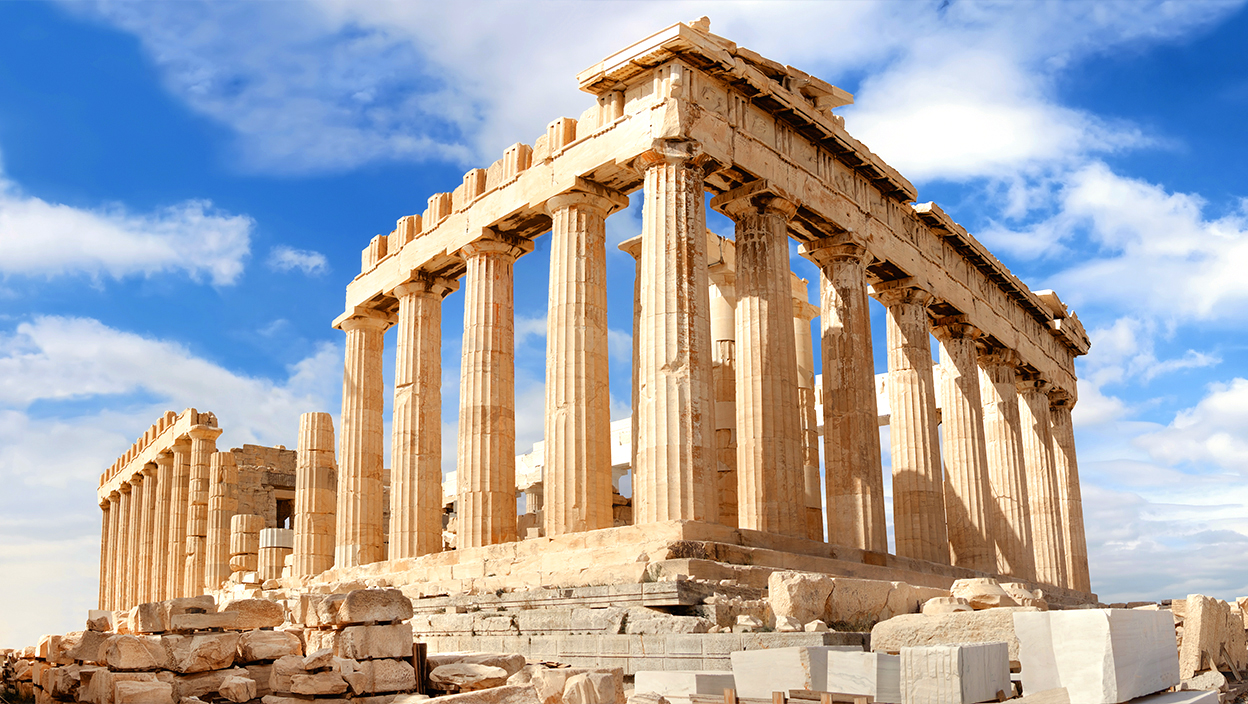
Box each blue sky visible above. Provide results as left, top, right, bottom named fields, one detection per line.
left=1, top=1, right=1246, bottom=646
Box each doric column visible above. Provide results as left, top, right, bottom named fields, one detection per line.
left=205, top=451, right=238, bottom=591
left=335, top=310, right=392, bottom=568
left=707, top=265, right=738, bottom=528
left=128, top=474, right=144, bottom=607
left=390, top=274, right=457, bottom=557
left=874, top=280, right=948, bottom=564
left=793, top=281, right=822, bottom=542
left=710, top=182, right=804, bottom=537
left=1049, top=390, right=1089, bottom=592
left=543, top=187, right=627, bottom=536
left=98, top=498, right=110, bottom=609
left=618, top=235, right=643, bottom=497
left=117, top=482, right=132, bottom=608
left=106, top=491, right=120, bottom=609
left=185, top=424, right=222, bottom=596
left=457, top=233, right=534, bottom=548
left=633, top=142, right=718, bottom=524
left=152, top=451, right=173, bottom=601
left=230, top=514, right=263, bottom=576
left=294, top=412, right=337, bottom=577
left=1018, top=377, right=1068, bottom=587
left=799, top=235, right=887, bottom=553
left=978, top=350, right=1036, bottom=580
left=167, top=437, right=192, bottom=598
left=932, top=320, right=995, bottom=572
left=138, top=463, right=158, bottom=603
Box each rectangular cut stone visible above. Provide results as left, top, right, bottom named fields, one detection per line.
left=1013, top=609, right=1178, bottom=703
left=339, top=623, right=414, bottom=660
left=825, top=651, right=901, bottom=703
left=633, top=671, right=735, bottom=704
left=899, top=643, right=1009, bottom=704
left=729, top=646, right=860, bottom=699
left=1129, top=693, right=1218, bottom=704
left=113, top=680, right=173, bottom=704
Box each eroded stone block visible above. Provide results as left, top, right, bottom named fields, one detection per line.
left=899, top=642, right=1009, bottom=704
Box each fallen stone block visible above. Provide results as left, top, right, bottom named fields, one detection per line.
left=162, top=596, right=216, bottom=621
left=221, top=599, right=285, bottom=630
left=103, top=635, right=168, bottom=672
left=825, top=651, right=900, bottom=704
left=70, top=630, right=111, bottom=665
left=1180, top=669, right=1228, bottom=692
left=47, top=664, right=85, bottom=701
left=427, top=652, right=528, bottom=677
left=113, top=680, right=173, bottom=704
left=168, top=668, right=248, bottom=701
left=432, top=684, right=542, bottom=704
left=564, top=673, right=597, bottom=704
left=131, top=603, right=166, bottom=634
left=768, top=571, right=835, bottom=626
left=337, top=589, right=413, bottom=626
left=871, top=607, right=1038, bottom=665
left=339, top=622, right=414, bottom=660
left=218, top=675, right=257, bottom=703
left=344, top=659, right=418, bottom=695
left=922, top=597, right=972, bottom=615
left=633, top=670, right=735, bottom=704
left=1179, top=594, right=1247, bottom=679
left=304, top=648, right=334, bottom=670
left=161, top=632, right=240, bottom=674
left=304, top=627, right=340, bottom=655
left=899, top=642, right=1010, bottom=704
left=237, top=630, right=302, bottom=663
left=168, top=612, right=239, bottom=632
left=1129, top=692, right=1218, bottom=704
left=290, top=671, right=349, bottom=696
left=729, top=646, right=862, bottom=699
left=268, top=654, right=307, bottom=694
left=432, top=663, right=510, bottom=691
left=1000, top=583, right=1047, bottom=610
left=1014, top=609, right=1178, bottom=703
left=245, top=663, right=274, bottom=697
left=87, top=610, right=113, bottom=632
left=950, top=578, right=1018, bottom=610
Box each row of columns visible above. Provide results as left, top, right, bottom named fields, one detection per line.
left=333, top=141, right=1090, bottom=592
left=99, top=425, right=223, bottom=611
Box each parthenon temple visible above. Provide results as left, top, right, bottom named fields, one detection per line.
left=96, top=19, right=1094, bottom=613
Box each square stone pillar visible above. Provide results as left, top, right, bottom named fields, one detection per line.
left=873, top=279, right=949, bottom=564
left=117, top=482, right=132, bottom=608
left=799, top=235, right=887, bottom=554
left=792, top=281, right=823, bottom=542
left=543, top=187, right=628, bottom=537
left=335, top=309, right=393, bottom=568
left=711, top=181, right=804, bottom=537
left=1018, top=377, right=1068, bottom=588
left=138, top=462, right=158, bottom=604
left=977, top=350, right=1036, bottom=581
left=167, top=437, right=192, bottom=598
left=1049, top=390, right=1090, bottom=592
left=205, top=451, right=238, bottom=591
left=633, top=142, right=717, bottom=525
left=294, top=412, right=337, bottom=577
left=457, top=233, right=534, bottom=548
left=390, top=274, right=457, bottom=557
left=933, top=320, right=994, bottom=573
left=152, top=451, right=174, bottom=601
left=185, top=424, right=222, bottom=596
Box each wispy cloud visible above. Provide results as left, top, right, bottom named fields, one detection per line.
left=268, top=245, right=328, bottom=275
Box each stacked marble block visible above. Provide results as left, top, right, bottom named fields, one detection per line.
left=231, top=514, right=264, bottom=582
left=281, top=588, right=419, bottom=698
left=258, top=528, right=294, bottom=582
left=899, top=643, right=1009, bottom=704
left=1014, top=609, right=1182, bottom=704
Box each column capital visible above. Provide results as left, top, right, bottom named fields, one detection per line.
left=931, top=315, right=983, bottom=344
left=792, top=295, right=819, bottom=323
left=618, top=235, right=643, bottom=261
left=977, top=345, right=1020, bottom=369
left=155, top=451, right=174, bottom=467
left=172, top=436, right=192, bottom=451
left=392, top=271, right=459, bottom=300
left=634, top=139, right=716, bottom=172
left=119, top=482, right=132, bottom=495
left=108, top=490, right=120, bottom=502
left=709, top=180, right=798, bottom=222
left=141, top=461, right=157, bottom=478
left=1016, top=375, right=1050, bottom=396
left=100, top=497, right=111, bottom=509
left=460, top=230, right=535, bottom=262
left=870, top=277, right=932, bottom=308
left=334, top=306, right=394, bottom=333
left=1048, top=387, right=1076, bottom=410
left=798, top=232, right=870, bottom=268
left=545, top=180, right=629, bottom=217
left=187, top=425, right=223, bottom=442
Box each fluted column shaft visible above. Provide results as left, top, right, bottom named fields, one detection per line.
left=1018, top=379, right=1067, bottom=587
left=793, top=290, right=822, bottom=542
left=713, top=187, right=804, bottom=537
left=800, top=236, right=887, bottom=553
left=129, top=475, right=144, bottom=607
left=205, top=452, right=238, bottom=590
left=457, top=235, right=533, bottom=548
left=619, top=236, right=643, bottom=505
left=294, top=412, right=337, bottom=577
left=544, top=189, right=624, bottom=536
left=634, top=143, right=717, bottom=524
left=391, top=276, right=456, bottom=557
left=336, top=312, right=391, bottom=568
left=978, top=353, right=1036, bottom=579
left=138, top=464, right=158, bottom=603
left=167, top=438, right=191, bottom=598
left=934, top=324, right=994, bottom=572
left=117, top=483, right=132, bottom=608
left=1049, top=394, right=1090, bottom=592
left=107, top=492, right=121, bottom=609
left=185, top=425, right=221, bottom=596
left=708, top=275, right=738, bottom=528
left=876, top=282, right=948, bottom=564
left=152, top=452, right=173, bottom=601
left=99, top=499, right=111, bottom=609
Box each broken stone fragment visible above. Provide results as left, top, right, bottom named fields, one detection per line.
left=339, top=622, right=413, bottom=660
left=427, top=652, right=527, bottom=677
left=161, top=632, right=240, bottom=674
left=922, top=597, right=973, bottom=615
left=343, top=659, right=417, bottom=695
left=220, top=599, right=285, bottom=630
left=167, top=612, right=238, bottom=633
left=431, top=663, right=511, bottom=691
left=170, top=667, right=248, bottom=701
left=132, top=604, right=166, bottom=635
left=337, top=589, right=414, bottom=626
left=302, top=648, right=334, bottom=670
left=804, top=620, right=829, bottom=632
left=733, top=615, right=763, bottom=633
left=237, top=630, right=302, bottom=663
left=767, top=571, right=835, bottom=626
left=113, top=679, right=174, bottom=704
left=217, top=675, right=257, bottom=703
left=267, top=654, right=306, bottom=694
left=289, top=670, right=349, bottom=696
left=775, top=616, right=802, bottom=632
left=104, top=635, right=168, bottom=672
left=950, top=578, right=1019, bottom=610
left=432, top=684, right=542, bottom=704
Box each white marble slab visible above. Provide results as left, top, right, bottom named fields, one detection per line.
left=900, top=642, right=1010, bottom=704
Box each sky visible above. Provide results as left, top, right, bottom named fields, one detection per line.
left=1, top=0, right=1246, bottom=646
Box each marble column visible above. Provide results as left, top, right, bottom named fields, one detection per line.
left=1050, top=390, right=1090, bottom=592
left=543, top=188, right=626, bottom=536
left=793, top=283, right=823, bottom=541
left=978, top=350, right=1036, bottom=580
left=128, top=474, right=144, bottom=607
left=106, top=491, right=120, bottom=609
left=336, top=310, right=392, bottom=568
left=117, top=482, right=132, bottom=608
left=874, top=280, right=948, bottom=564
left=619, top=235, right=643, bottom=499
left=167, top=437, right=192, bottom=598
left=185, top=424, right=222, bottom=596
left=711, top=183, right=804, bottom=537
left=230, top=514, right=263, bottom=575
left=391, top=275, right=457, bottom=557
left=933, top=321, right=995, bottom=573
left=139, top=463, right=158, bottom=603
left=205, top=451, right=238, bottom=590
left=457, top=233, right=533, bottom=548
left=152, top=451, right=173, bottom=601
left=294, top=412, right=337, bottom=577
left=98, top=498, right=110, bottom=609
left=1018, top=377, right=1067, bottom=588
left=633, top=142, right=717, bottom=524
left=799, top=235, right=887, bottom=553
left=708, top=269, right=738, bottom=528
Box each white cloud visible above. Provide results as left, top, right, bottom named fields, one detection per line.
left=268, top=245, right=329, bottom=275
left=0, top=175, right=251, bottom=285
left=1135, top=378, right=1248, bottom=473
